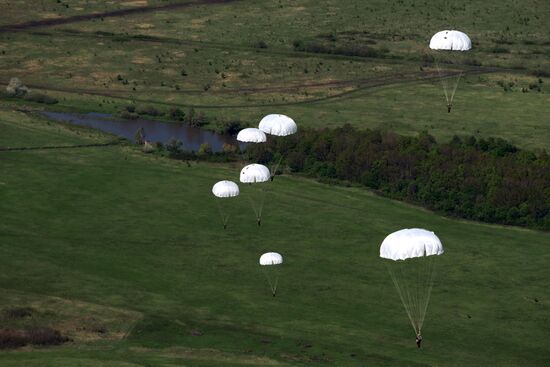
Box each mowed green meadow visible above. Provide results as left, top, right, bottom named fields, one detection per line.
left=1, top=111, right=549, bottom=366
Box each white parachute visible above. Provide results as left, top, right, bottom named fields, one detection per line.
left=237, top=128, right=267, bottom=144
left=240, top=164, right=270, bottom=225
left=212, top=180, right=240, bottom=198
left=380, top=228, right=444, bottom=338
left=429, top=30, right=472, bottom=113
left=240, top=164, right=271, bottom=183
left=429, top=30, right=472, bottom=51
left=212, top=180, right=239, bottom=229
left=259, top=252, right=283, bottom=296
left=258, top=114, right=297, bottom=180
left=258, top=114, right=297, bottom=136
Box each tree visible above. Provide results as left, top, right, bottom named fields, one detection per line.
left=134, top=127, right=146, bottom=145
left=198, top=142, right=213, bottom=156
left=6, top=77, right=29, bottom=97
left=166, top=138, right=183, bottom=156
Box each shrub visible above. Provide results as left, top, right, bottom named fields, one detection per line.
left=168, top=107, right=185, bottom=121
left=166, top=138, right=183, bottom=156
left=215, top=119, right=242, bottom=135
left=222, top=143, right=238, bottom=154
left=5, top=77, right=28, bottom=97
left=119, top=110, right=139, bottom=120
left=198, top=142, right=213, bottom=155
left=3, top=307, right=33, bottom=319
left=22, top=93, right=58, bottom=104
left=255, top=40, right=268, bottom=49
left=142, top=141, right=155, bottom=153
left=134, top=127, right=146, bottom=145
left=0, top=328, right=68, bottom=349
left=136, top=105, right=164, bottom=117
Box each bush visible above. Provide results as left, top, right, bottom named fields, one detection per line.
left=3, top=307, right=33, bottom=319
left=255, top=40, right=268, bottom=49
left=136, top=105, right=164, bottom=117
left=142, top=141, right=155, bottom=153
left=215, top=119, right=243, bottom=135
left=166, top=138, right=183, bottom=156
left=5, top=77, right=28, bottom=97
left=134, top=127, right=146, bottom=145
left=168, top=107, right=185, bottom=121
left=0, top=328, right=68, bottom=349
left=119, top=110, right=139, bottom=120
left=198, top=142, right=213, bottom=156
left=22, top=93, right=58, bottom=104
left=222, top=143, right=238, bottom=154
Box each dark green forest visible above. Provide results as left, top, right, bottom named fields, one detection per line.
left=248, top=127, right=550, bottom=230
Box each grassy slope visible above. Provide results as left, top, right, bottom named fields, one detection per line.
left=1, top=110, right=549, bottom=366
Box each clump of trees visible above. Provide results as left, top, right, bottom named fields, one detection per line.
left=247, top=126, right=550, bottom=230
left=5, top=77, right=29, bottom=97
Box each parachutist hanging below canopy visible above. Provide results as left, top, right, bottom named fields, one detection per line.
left=380, top=228, right=444, bottom=344
left=429, top=30, right=472, bottom=113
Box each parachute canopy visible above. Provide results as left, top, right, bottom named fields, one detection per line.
left=380, top=228, right=444, bottom=261
left=429, top=30, right=471, bottom=51
left=240, top=164, right=270, bottom=183
left=258, top=114, right=297, bottom=136
left=212, top=180, right=239, bottom=198
left=259, top=252, right=283, bottom=265
left=237, top=128, right=267, bottom=143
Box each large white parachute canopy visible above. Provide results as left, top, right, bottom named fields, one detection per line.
left=212, top=180, right=240, bottom=229
left=259, top=252, right=283, bottom=296
left=429, top=30, right=472, bottom=51
left=380, top=228, right=444, bottom=260
left=380, top=228, right=444, bottom=338
left=258, top=114, right=297, bottom=137
left=240, top=164, right=271, bottom=183
left=237, top=128, right=267, bottom=143
left=259, top=252, right=283, bottom=265
left=212, top=180, right=240, bottom=198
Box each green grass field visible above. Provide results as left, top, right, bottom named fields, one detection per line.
left=1, top=109, right=549, bottom=366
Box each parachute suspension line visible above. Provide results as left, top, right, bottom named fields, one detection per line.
left=271, top=155, right=284, bottom=181
left=449, top=72, right=462, bottom=106
left=386, top=256, right=437, bottom=336
left=215, top=200, right=229, bottom=229
left=262, top=267, right=279, bottom=296
left=246, top=185, right=266, bottom=225
left=435, top=60, right=450, bottom=105
left=418, top=255, right=437, bottom=333
left=386, top=262, right=419, bottom=335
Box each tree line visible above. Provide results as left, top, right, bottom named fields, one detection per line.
left=247, top=126, right=550, bottom=230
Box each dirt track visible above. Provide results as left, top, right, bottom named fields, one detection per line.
left=19, top=67, right=501, bottom=109
left=0, top=0, right=237, bottom=32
